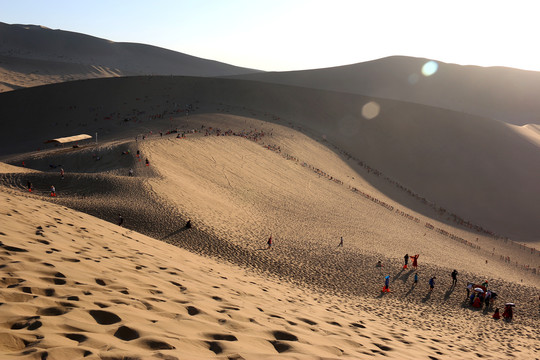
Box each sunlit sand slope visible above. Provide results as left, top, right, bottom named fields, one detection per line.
left=1, top=76, right=538, bottom=243
left=1, top=167, right=539, bottom=359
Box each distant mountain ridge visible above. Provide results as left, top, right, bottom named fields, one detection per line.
left=0, top=22, right=260, bottom=91
left=229, top=56, right=540, bottom=126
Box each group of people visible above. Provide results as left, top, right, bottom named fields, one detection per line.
left=376, top=253, right=515, bottom=321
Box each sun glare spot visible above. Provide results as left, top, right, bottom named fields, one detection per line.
left=361, top=101, right=380, bottom=120
left=422, top=61, right=438, bottom=76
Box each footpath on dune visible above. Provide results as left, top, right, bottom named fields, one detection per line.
left=3, top=179, right=538, bottom=359
left=2, top=115, right=538, bottom=334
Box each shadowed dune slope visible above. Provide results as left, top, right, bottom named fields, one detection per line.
left=0, top=76, right=538, bottom=244
left=0, top=22, right=260, bottom=91
left=229, top=55, right=540, bottom=126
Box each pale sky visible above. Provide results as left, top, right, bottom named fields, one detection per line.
left=2, top=0, right=540, bottom=72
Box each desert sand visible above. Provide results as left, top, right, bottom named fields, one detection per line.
left=0, top=22, right=259, bottom=92
left=1, top=107, right=539, bottom=359
left=0, top=42, right=539, bottom=359
left=230, top=56, right=540, bottom=126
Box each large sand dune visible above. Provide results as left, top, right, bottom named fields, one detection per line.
left=0, top=112, right=538, bottom=358
left=0, top=22, right=259, bottom=92
left=1, top=76, right=538, bottom=244
left=230, top=56, right=540, bottom=126
left=1, top=183, right=537, bottom=359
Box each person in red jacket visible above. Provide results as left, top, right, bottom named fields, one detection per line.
left=411, top=254, right=419, bottom=269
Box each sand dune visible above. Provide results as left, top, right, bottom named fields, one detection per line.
left=0, top=115, right=538, bottom=358
left=230, top=56, right=540, bottom=126
left=1, top=76, right=538, bottom=244
left=0, top=71, right=539, bottom=358
left=0, top=54, right=127, bottom=92
left=2, top=186, right=537, bottom=359
left=0, top=22, right=260, bottom=92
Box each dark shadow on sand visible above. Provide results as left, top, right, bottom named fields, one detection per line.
left=392, top=268, right=404, bottom=282
left=398, top=269, right=414, bottom=283
left=404, top=283, right=416, bottom=297
left=444, top=285, right=455, bottom=301
left=160, top=227, right=190, bottom=241
left=421, top=291, right=432, bottom=303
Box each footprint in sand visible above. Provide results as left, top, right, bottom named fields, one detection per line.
left=38, top=306, right=67, bottom=316
left=142, top=339, right=175, bottom=350
left=373, top=343, right=393, bottom=352
left=170, top=281, right=187, bottom=292
left=209, top=334, right=238, bottom=341
left=0, top=241, right=28, bottom=252
left=11, top=316, right=42, bottom=330
left=206, top=341, right=223, bottom=354
left=270, top=340, right=292, bottom=353
left=65, top=333, right=88, bottom=343
left=114, top=326, right=140, bottom=341
left=186, top=306, right=200, bottom=316
left=89, top=310, right=121, bottom=325
left=273, top=330, right=298, bottom=342
left=298, top=317, right=317, bottom=325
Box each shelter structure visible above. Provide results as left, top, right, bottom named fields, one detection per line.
left=44, top=134, right=92, bottom=146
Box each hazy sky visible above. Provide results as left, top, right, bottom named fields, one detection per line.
left=2, top=0, right=540, bottom=72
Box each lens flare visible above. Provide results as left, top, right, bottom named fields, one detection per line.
left=422, top=61, right=438, bottom=76
left=362, top=101, right=380, bottom=119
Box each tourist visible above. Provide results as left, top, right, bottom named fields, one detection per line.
left=429, top=276, right=436, bottom=291
left=451, top=270, right=458, bottom=286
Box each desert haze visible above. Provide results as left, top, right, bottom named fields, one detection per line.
left=0, top=24, right=538, bottom=360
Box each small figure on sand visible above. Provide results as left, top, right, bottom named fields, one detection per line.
left=492, top=308, right=501, bottom=320
left=185, top=220, right=191, bottom=229
left=451, top=269, right=458, bottom=286
left=382, top=275, right=390, bottom=293
left=50, top=185, right=56, bottom=197
left=466, top=282, right=473, bottom=298
left=118, top=214, right=124, bottom=226
left=145, top=158, right=150, bottom=166
left=403, top=253, right=409, bottom=269
left=60, top=167, right=65, bottom=179
left=414, top=272, right=418, bottom=284
left=411, top=254, right=419, bottom=269
left=267, top=235, right=273, bottom=249
left=338, top=236, right=343, bottom=247
left=429, top=276, right=436, bottom=291
left=376, top=260, right=383, bottom=268
left=502, top=303, right=514, bottom=321
left=128, top=168, right=134, bottom=177
left=27, top=181, right=32, bottom=192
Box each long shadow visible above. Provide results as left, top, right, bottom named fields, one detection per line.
left=399, top=269, right=414, bottom=283
left=160, top=227, right=189, bottom=241
left=444, top=285, right=455, bottom=301
left=392, top=268, right=405, bottom=282
left=404, top=283, right=416, bottom=297
left=421, top=291, right=432, bottom=303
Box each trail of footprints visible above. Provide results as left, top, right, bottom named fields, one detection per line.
left=0, top=220, right=461, bottom=359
